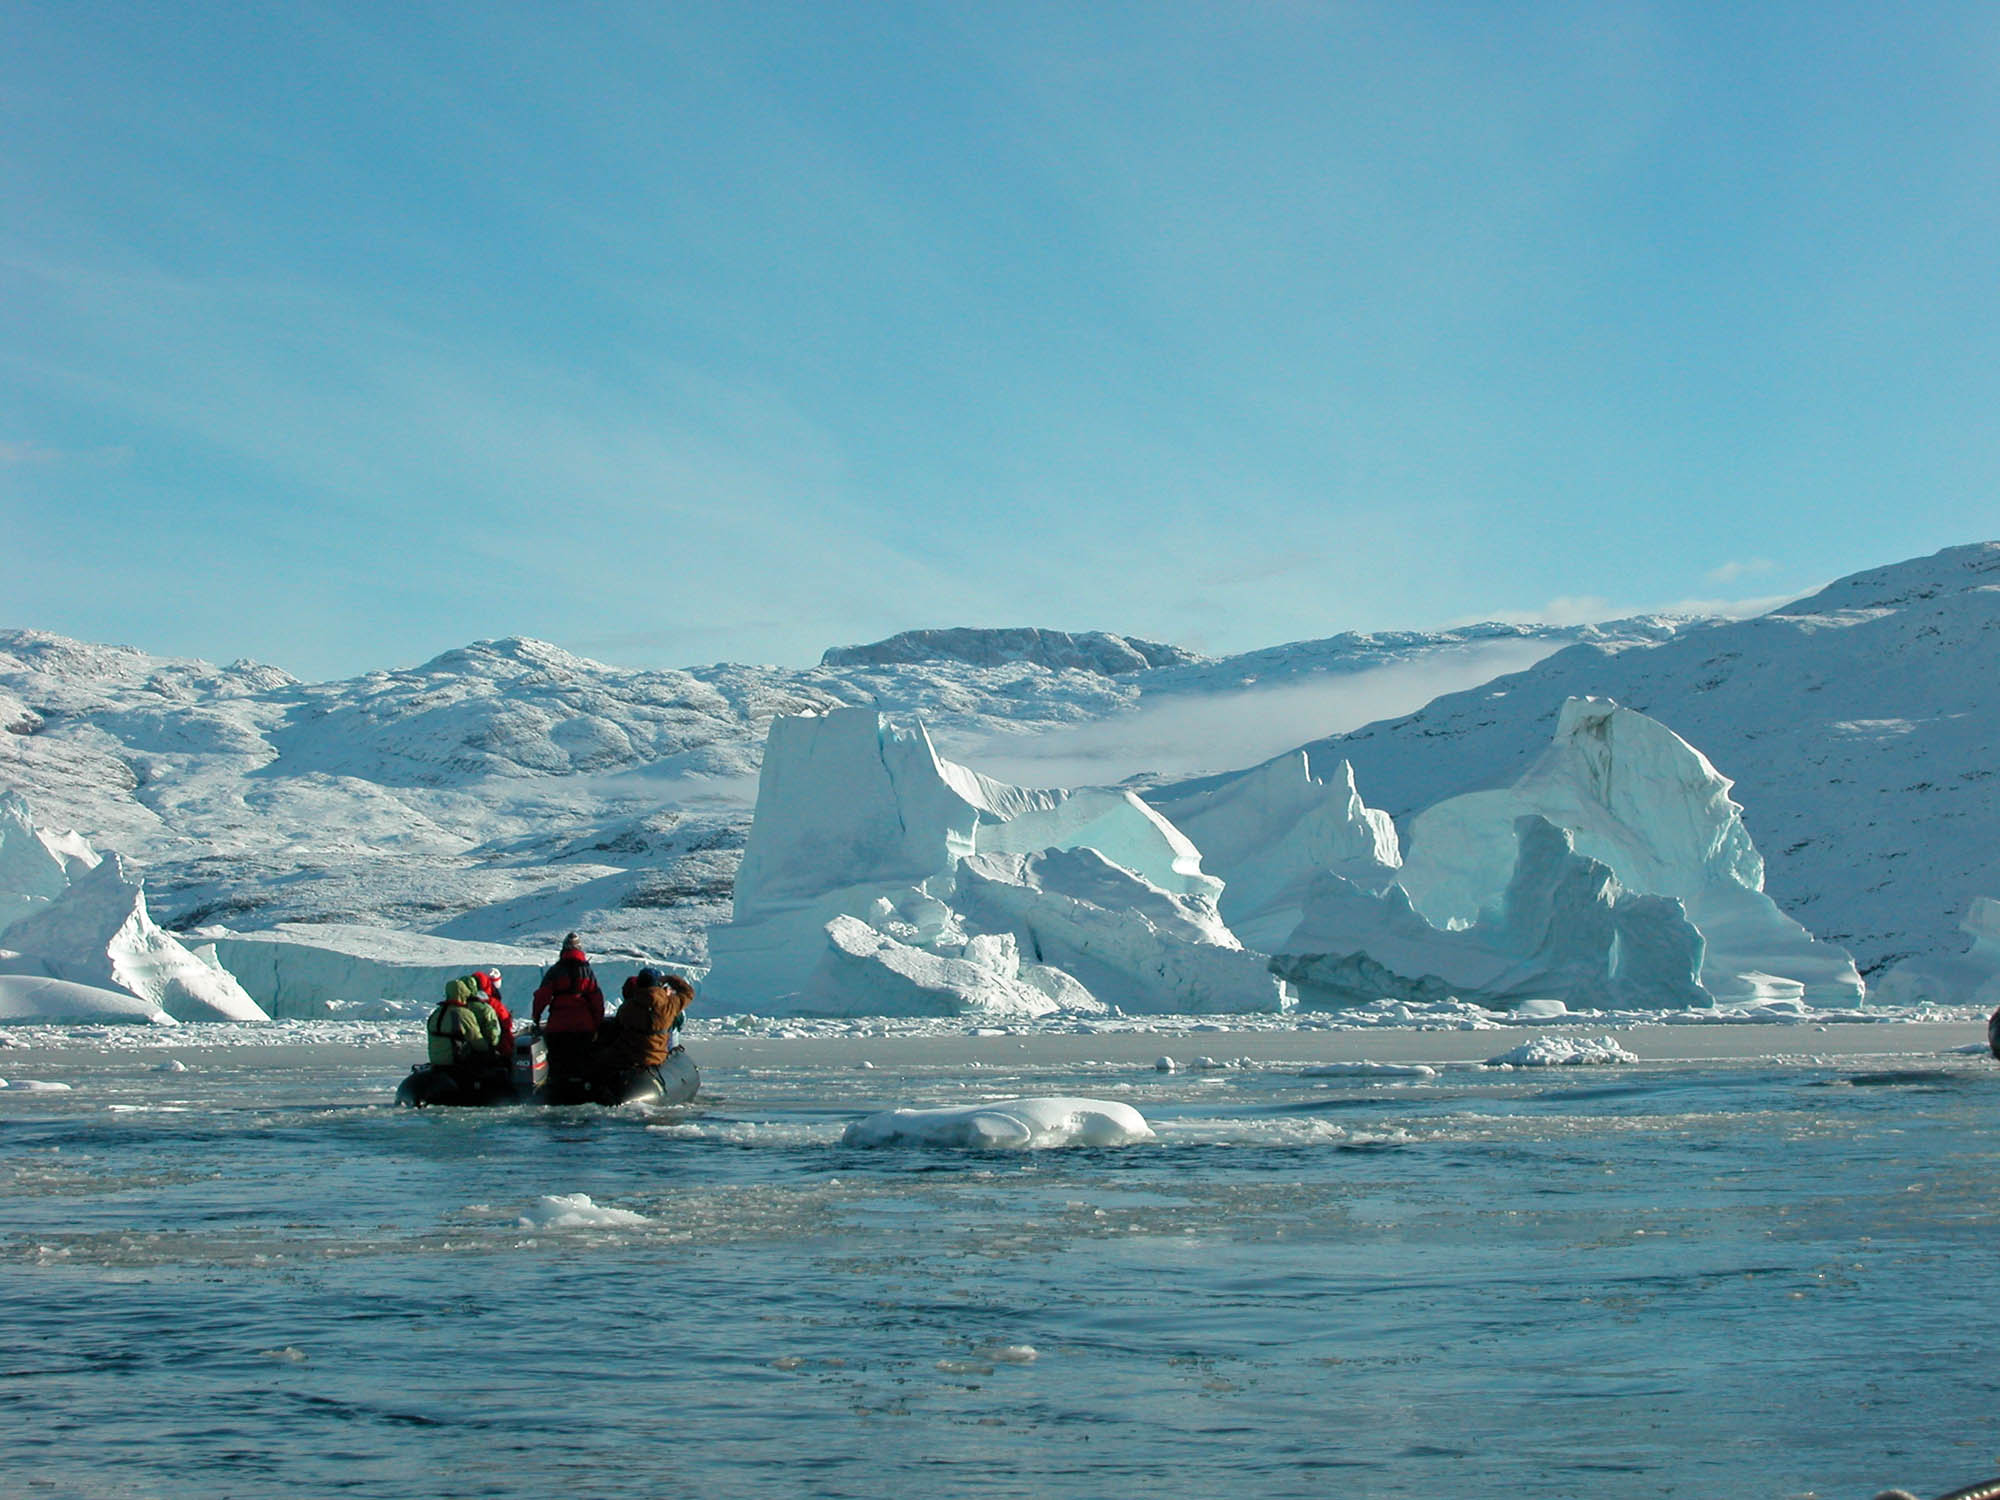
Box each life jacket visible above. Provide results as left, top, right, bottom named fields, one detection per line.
left=533, top=949, right=603, bottom=1034
left=428, top=978, right=499, bottom=1064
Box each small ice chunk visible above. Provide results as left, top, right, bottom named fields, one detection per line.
left=987, top=1344, right=1038, bottom=1363
left=155, top=1059, right=189, bottom=1073
left=1511, top=998, right=1568, bottom=1020
left=2, top=1079, right=72, bottom=1092
left=1484, top=1035, right=1638, bottom=1067
left=1190, top=1055, right=1223, bottom=1071
left=1301, top=1061, right=1438, bottom=1079
left=1155, top=1057, right=1177, bottom=1073
left=260, top=1346, right=308, bottom=1363
left=518, top=1193, right=650, bottom=1228
left=841, top=1096, right=1155, bottom=1149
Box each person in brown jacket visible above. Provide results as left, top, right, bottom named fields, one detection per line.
left=593, top=968, right=692, bottom=1101
left=618, top=969, right=691, bottom=1066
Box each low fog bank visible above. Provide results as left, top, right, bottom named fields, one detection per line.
left=936, top=640, right=1564, bottom=789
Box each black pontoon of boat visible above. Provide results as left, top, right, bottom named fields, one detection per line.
left=396, top=1034, right=699, bottom=1108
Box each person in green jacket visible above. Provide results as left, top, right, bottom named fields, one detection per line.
left=427, top=975, right=501, bottom=1068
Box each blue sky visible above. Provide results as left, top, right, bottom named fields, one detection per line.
left=5, top=2, right=1998, bottom=680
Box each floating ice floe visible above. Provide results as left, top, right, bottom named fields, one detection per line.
left=518, top=1193, right=650, bottom=1229
left=0, top=1078, right=74, bottom=1091
left=841, top=1096, right=1155, bottom=1149
left=1484, top=1035, right=1640, bottom=1067
left=1300, top=1061, right=1438, bottom=1079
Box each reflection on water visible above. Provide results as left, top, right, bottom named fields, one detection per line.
left=2, top=1043, right=1998, bottom=1498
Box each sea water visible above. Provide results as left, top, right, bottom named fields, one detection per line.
left=3, top=1026, right=1998, bottom=1500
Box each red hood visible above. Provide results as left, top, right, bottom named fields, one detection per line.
left=560, top=945, right=587, bottom=963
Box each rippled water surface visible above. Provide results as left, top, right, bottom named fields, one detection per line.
left=4, top=1033, right=1999, bottom=1499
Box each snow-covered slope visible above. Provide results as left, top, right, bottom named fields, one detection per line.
left=1244, top=543, right=2000, bottom=980
left=0, top=619, right=1666, bottom=966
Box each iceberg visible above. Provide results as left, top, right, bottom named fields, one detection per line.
left=0, top=796, right=265, bottom=1022
left=956, top=848, right=1289, bottom=1014
left=795, top=915, right=1059, bottom=1019
left=0, top=791, right=99, bottom=929
left=1147, top=752, right=1400, bottom=951
left=0, top=972, right=176, bottom=1026
left=704, top=708, right=1265, bottom=1015
left=1393, top=699, right=1862, bottom=1006
left=1276, top=816, right=1709, bottom=1012
left=1, top=854, right=268, bottom=1021
left=1872, top=897, right=2000, bottom=1009
left=1484, top=1035, right=1639, bottom=1067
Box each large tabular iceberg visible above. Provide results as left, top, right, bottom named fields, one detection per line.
left=703, top=707, right=1288, bottom=1016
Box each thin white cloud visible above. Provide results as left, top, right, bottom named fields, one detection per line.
left=1450, top=583, right=1808, bottom=631
left=1705, top=557, right=1775, bottom=585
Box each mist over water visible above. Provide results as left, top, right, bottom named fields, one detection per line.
left=3, top=1032, right=1996, bottom=1498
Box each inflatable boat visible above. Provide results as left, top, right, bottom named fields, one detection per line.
left=537, top=1047, right=700, bottom=1107
left=396, top=1035, right=700, bottom=1109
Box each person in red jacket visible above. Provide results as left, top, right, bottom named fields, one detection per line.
left=472, top=968, right=515, bottom=1062
left=532, top=934, right=604, bottom=1096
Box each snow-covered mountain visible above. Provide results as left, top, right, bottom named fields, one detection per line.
left=4, top=541, right=1991, bottom=998
left=1188, top=541, right=2000, bottom=981
left=0, top=617, right=1666, bottom=964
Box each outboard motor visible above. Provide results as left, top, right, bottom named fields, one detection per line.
left=511, top=1034, right=549, bottom=1095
